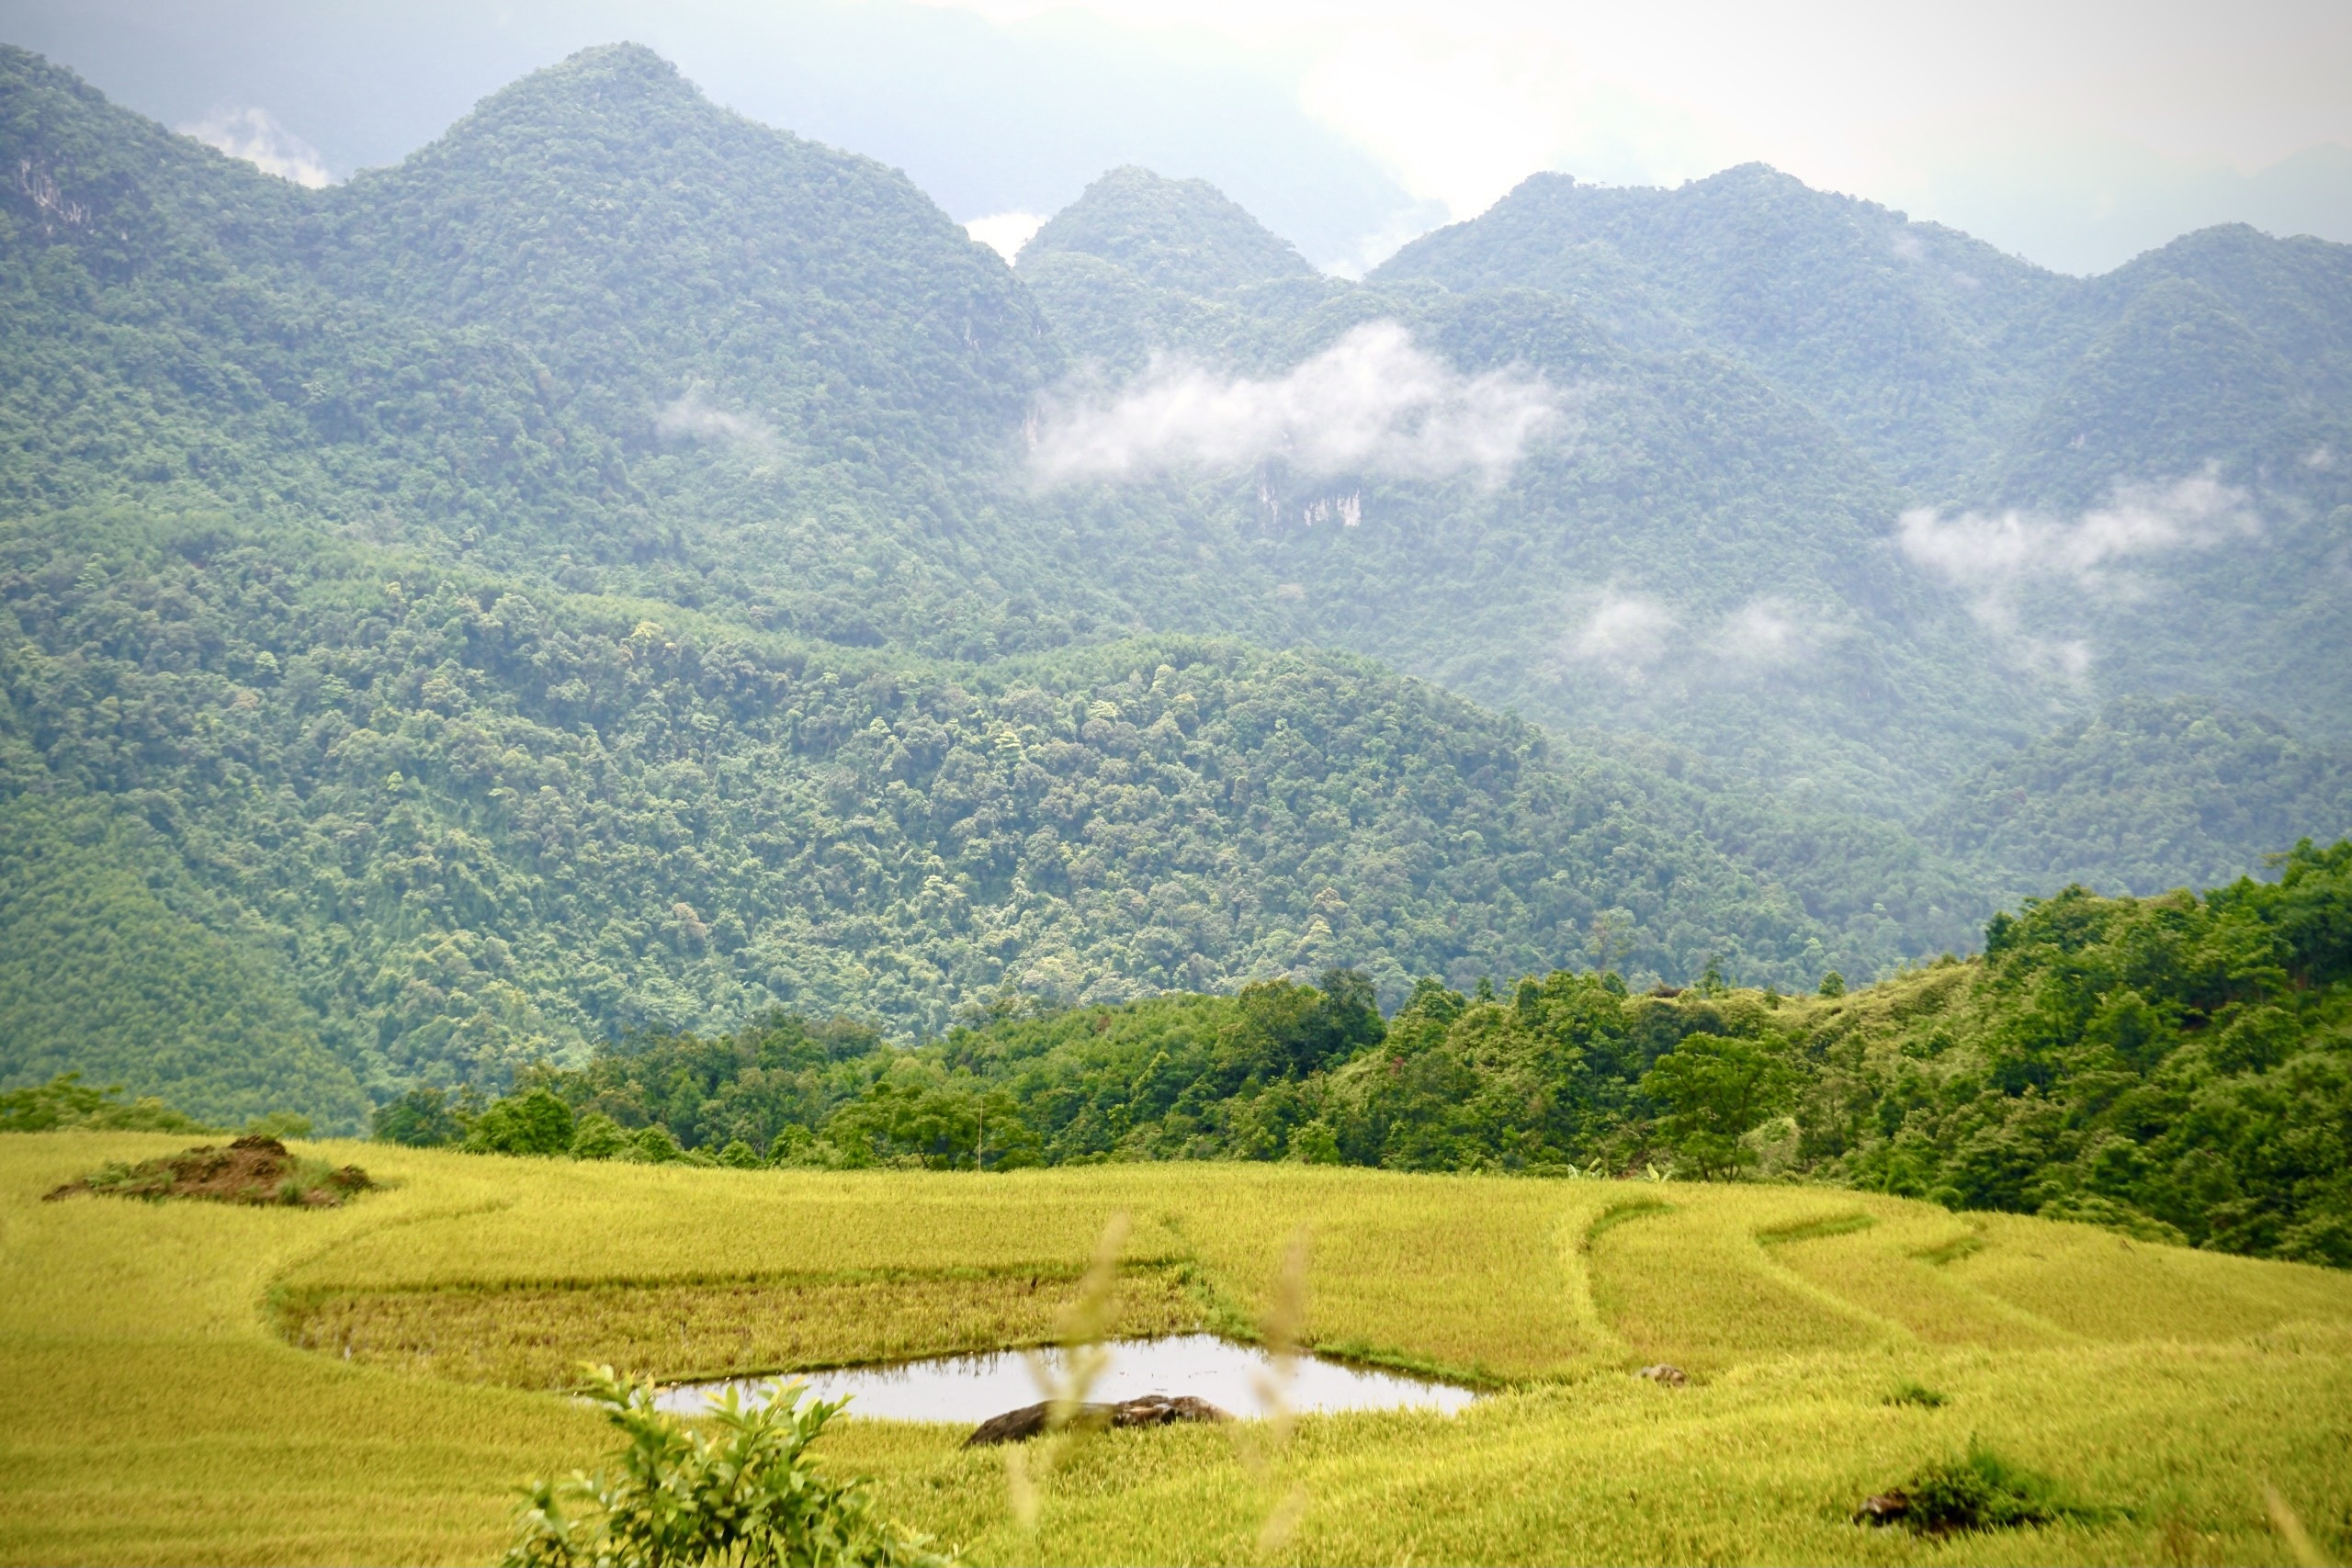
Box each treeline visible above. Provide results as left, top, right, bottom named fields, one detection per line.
left=390, top=840, right=2352, bottom=1269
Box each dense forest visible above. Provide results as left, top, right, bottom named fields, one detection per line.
left=2, top=40, right=2348, bottom=1136
left=381, top=840, right=2352, bottom=1268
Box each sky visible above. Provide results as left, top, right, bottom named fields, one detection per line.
left=1, top=0, right=2345, bottom=275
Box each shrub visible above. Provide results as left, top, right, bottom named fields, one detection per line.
left=465, top=1089, right=575, bottom=1156
left=372, top=1086, right=475, bottom=1146
left=718, top=1138, right=761, bottom=1168
left=626, top=1124, right=684, bottom=1164
left=503, top=1365, right=943, bottom=1567
left=0, top=1073, right=211, bottom=1134
left=1871, top=1441, right=2100, bottom=1535
left=570, top=1111, right=630, bottom=1161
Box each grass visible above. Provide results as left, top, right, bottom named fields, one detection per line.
left=4, top=1132, right=2350, bottom=1564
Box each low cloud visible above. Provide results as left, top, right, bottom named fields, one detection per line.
left=1027, top=321, right=1560, bottom=488
left=180, top=107, right=330, bottom=188
left=965, top=211, right=1046, bottom=263
left=1706, top=597, right=1839, bottom=672
left=1569, top=592, right=1843, bottom=686
left=1569, top=592, right=1679, bottom=675
left=1898, top=471, right=2258, bottom=677
left=656, top=389, right=773, bottom=452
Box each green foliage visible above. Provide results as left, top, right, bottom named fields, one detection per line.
left=1804, top=839, right=2352, bottom=1266
left=1639, top=1033, right=1795, bottom=1179
left=372, top=1085, right=476, bottom=1147
left=425, top=844, right=2352, bottom=1270
left=463, top=1088, right=574, bottom=1157
left=1818, top=972, right=1846, bottom=998
left=503, top=1365, right=941, bottom=1568
left=1890, top=1443, right=2097, bottom=1535
left=0, top=1071, right=209, bottom=1133
left=1934, top=695, right=2352, bottom=901
left=568, top=1111, right=629, bottom=1161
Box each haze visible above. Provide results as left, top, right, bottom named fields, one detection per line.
left=1, top=0, right=2345, bottom=276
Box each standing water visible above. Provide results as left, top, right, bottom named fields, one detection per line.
left=654, top=1334, right=1478, bottom=1422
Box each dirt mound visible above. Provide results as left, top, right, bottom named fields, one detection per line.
left=965, top=1393, right=1233, bottom=1446
left=44, top=1134, right=372, bottom=1208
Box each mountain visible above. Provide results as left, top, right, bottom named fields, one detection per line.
left=1932, top=695, right=2352, bottom=902
left=1, top=41, right=2345, bottom=1128
left=1372, top=165, right=2088, bottom=493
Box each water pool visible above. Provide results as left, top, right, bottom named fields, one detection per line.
left=654, top=1333, right=1478, bottom=1423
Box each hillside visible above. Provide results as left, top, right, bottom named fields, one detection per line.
left=6, top=499, right=1914, bottom=1126
left=407, top=838, right=2352, bottom=1269
left=1, top=41, right=2347, bottom=1132
left=1368, top=166, right=2352, bottom=751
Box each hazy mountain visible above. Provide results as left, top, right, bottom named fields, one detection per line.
left=1, top=41, right=2344, bottom=1126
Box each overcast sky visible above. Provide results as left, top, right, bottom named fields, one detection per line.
left=3, top=0, right=2345, bottom=275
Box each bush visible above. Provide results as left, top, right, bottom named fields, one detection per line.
left=372, top=1086, right=474, bottom=1146
left=718, top=1138, right=761, bottom=1168
left=503, top=1365, right=943, bottom=1568
left=569, top=1111, right=630, bottom=1160
left=1874, top=1442, right=2099, bottom=1535
left=464, top=1089, right=575, bottom=1156
left=1, top=1073, right=211, bottom=1134
left=626, top=1124, right=684, bottom=1164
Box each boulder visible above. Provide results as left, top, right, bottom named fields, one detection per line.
left=964, top=1393, right=1232, bottom=1446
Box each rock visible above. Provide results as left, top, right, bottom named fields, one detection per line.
left=964, top=1393, right=1233, bottom=1447
left=1636, top=1364, right=1688, bottom=1386
left=1853, top=1491, right=1911, bottom=1526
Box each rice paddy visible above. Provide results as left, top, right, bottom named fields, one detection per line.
left=5, top=1132, right=2350, bottom=1564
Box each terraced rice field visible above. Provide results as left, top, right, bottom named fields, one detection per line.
left=4, top=1132, right=2348, bottom=1563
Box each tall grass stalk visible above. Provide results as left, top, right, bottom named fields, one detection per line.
left=1241, top=1227, right=1311, bottom=1557
left=1004, top=1213, right=1128, bottom=1535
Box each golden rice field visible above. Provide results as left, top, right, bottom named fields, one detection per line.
left=5, top=1131, right=2351, bottom=1565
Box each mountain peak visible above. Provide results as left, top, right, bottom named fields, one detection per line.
left=1022, top=164, right=1315, bottom=295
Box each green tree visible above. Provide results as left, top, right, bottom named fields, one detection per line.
left=1640, top=1032, right=1795, bottom=1179
left=463, top=1089, right=574, bottom=1156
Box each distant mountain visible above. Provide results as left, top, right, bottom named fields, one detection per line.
left=1372, top=165, right=2087, bottom=493
left=1, top=41, right=2345, bottom=1127
left=1933, top=695, right=2352, bottom=903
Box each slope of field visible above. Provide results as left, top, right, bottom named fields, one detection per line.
left=6, top=1134, right=2347, bottom=1565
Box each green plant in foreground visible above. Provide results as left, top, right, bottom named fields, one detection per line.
left=505, top=1365, right=944, bottom=1567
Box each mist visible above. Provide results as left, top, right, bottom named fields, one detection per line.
left=1026, top=321, right=1558, bottom=486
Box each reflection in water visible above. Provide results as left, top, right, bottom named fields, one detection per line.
left=654, top=1334, right=1478, bottom=1422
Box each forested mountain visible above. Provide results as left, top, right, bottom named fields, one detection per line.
left=1, top=40, right=2346, bottom=1130
left=406, top=839, right=2352, bottom=1268
left=1372, top=168, right=2352, bottom=751
left=1374, top=165, right=2086, bottom=492
left=1932, top=696, right=2352, bottom=904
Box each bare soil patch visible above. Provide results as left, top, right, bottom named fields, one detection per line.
left=43, top=1134, right=371, bottom=1207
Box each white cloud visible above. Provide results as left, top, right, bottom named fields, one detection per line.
left=656, top=389, right=774, bottom=451
left=180, top=107, right=331, bottom=188
left=1898, top=471, right=2258, bottom=677
left=1898, top=472, right=2256, bottom=597
left=1706, top=598, right=1827, bottom=671
left=1569, top=591, right=1678, bottom=673
left=1027, top=320, right=1558, bottom=486
left=965, top=211, right=1047, bottom=262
